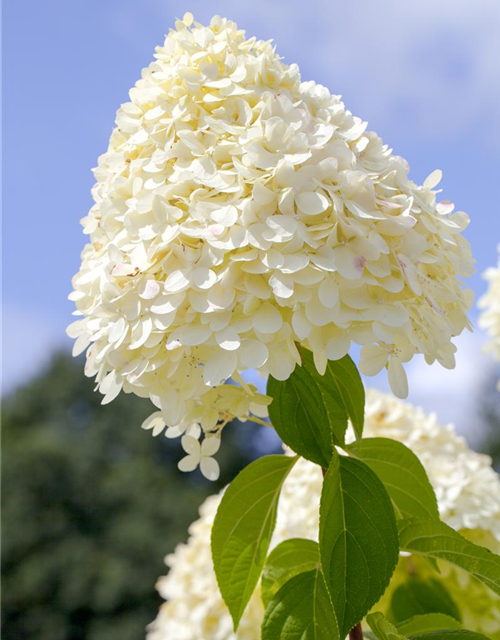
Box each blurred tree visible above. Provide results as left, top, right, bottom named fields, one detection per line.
left=2, top=353, right=277, bottom=640
left=478, top=364, right=500, bottom=471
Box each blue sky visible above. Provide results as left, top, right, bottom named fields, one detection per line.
left=3, top=0, right=500, bottom=441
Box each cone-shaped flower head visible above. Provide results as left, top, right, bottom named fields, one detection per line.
left=147, top=390, right=500, bottom=640
left=68, top=15, right=474, bottom=475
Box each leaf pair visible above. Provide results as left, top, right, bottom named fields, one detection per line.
left=262, top=454, right=401, bottom=639
left=267, top=350, right=364, bottom=467
left=268, top=351, right=439, bottom=525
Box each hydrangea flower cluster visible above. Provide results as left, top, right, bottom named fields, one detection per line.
left=479, top=244, right=500, bottom=389
left=68, top=13, right=474, bottom=476
left=147, top=390, right=500, bottom=640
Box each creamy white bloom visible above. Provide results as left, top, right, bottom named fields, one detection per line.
left=68, top=13, right=474, bottom=468
left=479, top=244, right=500, bottom=389
left=147, top=390, right=500, bottom=640
left=179, top=433, right=221, bottom=480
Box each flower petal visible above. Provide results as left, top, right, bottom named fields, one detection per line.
left=192, top=267, right=217, bottom=290
left=201, top=435, right=221, bottom=456
left=216, top=327, right=241, bottom=351
left=210, top=205, right=238, bottom=227
left=296, top=191, right=329, bottom=215
left=178, top=455, right=200, bottom=473
left=238, top=340, right=269, bottom=368
left=164, top=270, right=191, bottom=293
left=181, top=435, right=201, bottom=456
left=359, top=344, right=388, bottom=376
left=141, top=411, right=165, bottom=437
left=253, top=303, right=283, bottom=334
left=388, top=357, right=409, bottom=399
left=325, top=332, right=351, bottom=361
left=200, top=456, right=220, bottom=481
left=334, top=246, right=365, bottom=280
left=203, top=351, right=238, bottom=386
left=424, top=169, right=442, bottom=189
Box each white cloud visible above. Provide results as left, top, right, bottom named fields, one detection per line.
left=310, top=0, right=500, bottom=142
left=369, top=327, right=491, bottom=446
left=1, top=302, right=69, bottom=395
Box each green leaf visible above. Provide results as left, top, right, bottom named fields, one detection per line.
left=398, top=518, right=500, bottom=596
left=389, top=577, right=461, bottom=622
left=319, top=455, right=399, bottom=636
left=262, top=569, right=340, bottom=640
left=368, top=613, right=487, bottom=640
left=211, top=454, right=298, bottom=629
left=321, top=349, right=365, bottom=440
left=367, top=612, right=408, bottom=640
left=267, top=348, right=364, bottom=467
left=397, top=614, right=462, bottom=635
left=409, top=631, right=490, bottom=640
left=347, top=438, right=439, bottom=521
left=261, top=538, right=319, bottom=607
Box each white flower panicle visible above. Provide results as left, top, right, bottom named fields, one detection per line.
left=68, top=13, right=474, bottom=475
left=479, top=245, right=500, bottom=389
left=147, top=390, right=500, bottom=640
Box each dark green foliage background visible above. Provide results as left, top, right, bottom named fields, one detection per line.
left=2, top=354, right=275, bottom=640
left=479, top=365, right=500, bottom=472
